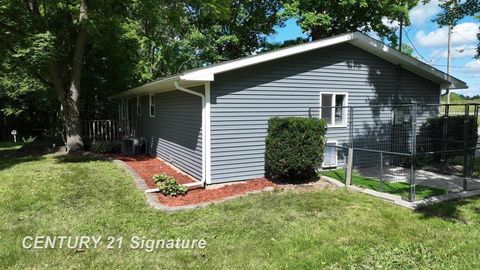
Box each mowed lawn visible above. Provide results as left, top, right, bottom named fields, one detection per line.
left=2, top=147, right=480, bottom=268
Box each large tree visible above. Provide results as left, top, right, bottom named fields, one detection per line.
left=0, top=0, right=130, bottom=151
left=0, top=0, right=284, bottom=149
left=283, top=0, right=418, bottom=42
left=433, top=0, right=480, bottom=58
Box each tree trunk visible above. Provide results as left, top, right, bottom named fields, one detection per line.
left=64, top=0, right=88, bottom=152
left=311, top=27, right=324, bottom=41
left=48, top=0, right=88, bottom=152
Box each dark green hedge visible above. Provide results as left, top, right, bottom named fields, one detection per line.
left=417, top=115, right=478, bottom=160
left=265, top=117, right=327, bottom=182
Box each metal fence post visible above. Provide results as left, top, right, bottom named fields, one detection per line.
left=410, top=104, right=417, bottom=202
left=346, top=107, right=354, bottom=186
left=463, top=104, right=470, bottom=191
left=440, top=104, right=450, bottom=172
left=380, top=152, right=384, bottom=192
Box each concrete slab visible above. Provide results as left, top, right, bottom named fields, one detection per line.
left=356, top=166, right=480, bottom=192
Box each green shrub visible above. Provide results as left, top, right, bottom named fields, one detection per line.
left=265, top=117, right=327, bottom=182
left=153, top=173, right=174, bottom=184
left=417, top=115, right=477, bottom=162
left=157, top=179, right=188, bottom=196
left=91, top=141, right=120, bottom=154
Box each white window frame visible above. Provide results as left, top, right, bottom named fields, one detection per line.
left=322, top=140, right=338, bottom=168
left=319, top=92, right=348, bottom=128
left=136, top=96, right=141, bottom=116
left=149, top=94, right=155, bottom=117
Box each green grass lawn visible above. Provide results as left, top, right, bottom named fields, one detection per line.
left=2, top=149, right=480, bottom=268
left=0, top=141, right=26, bottom=152
left=320, top=169, right=447, bottom=200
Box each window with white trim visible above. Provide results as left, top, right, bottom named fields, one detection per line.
left=149, top=94, right=155, bottom=117
left=320, top=93, right=348, bottom=126
left=136, top=96, right=141, bottom=116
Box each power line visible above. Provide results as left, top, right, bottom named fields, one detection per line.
left=453, top=31, right=478, bottom=44
left=404, top=27, right=430, bottom=62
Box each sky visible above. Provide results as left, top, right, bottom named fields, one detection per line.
left=268, top=1, right=480, bottom=97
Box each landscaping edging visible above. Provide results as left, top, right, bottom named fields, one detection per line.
left=113, top=159, right=274, bottom=211
left=321, top=175, right=480, bottom=209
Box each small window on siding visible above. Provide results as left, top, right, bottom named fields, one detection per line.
left=320, top=93, right=348, bottom=126
left=136, top=96, right=141, bottom=116
left=149, top=94, right=155, bottom=117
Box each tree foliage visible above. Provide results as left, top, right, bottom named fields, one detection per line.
left=0, top=0, right=283, bottom=146
left=432, top=0, right=480, bottom=59
left=283, top=0, right=418, bottom=43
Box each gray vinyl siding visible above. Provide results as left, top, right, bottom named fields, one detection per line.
left=209, top=43, right=440, bottom=183
left=133, top=86, right=203, bottom=180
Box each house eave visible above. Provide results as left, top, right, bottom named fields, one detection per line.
left=110, top=31, right=467, bottom=99
left=108, top=76, right=208, bottom=100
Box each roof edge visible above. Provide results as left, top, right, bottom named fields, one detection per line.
left=109, top=31, right=467, bottom=99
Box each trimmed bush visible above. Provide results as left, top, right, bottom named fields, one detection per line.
left=265, top=117, right=327, bottom=182
left=417, top=115, right=478, bottom=162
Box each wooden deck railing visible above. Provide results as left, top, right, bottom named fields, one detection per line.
left=82, top=120, right=139, bottom=142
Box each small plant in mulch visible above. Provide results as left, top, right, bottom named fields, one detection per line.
left=153, top=173, right=173, bottom=183
left=152, top=174, right=188, bottom=196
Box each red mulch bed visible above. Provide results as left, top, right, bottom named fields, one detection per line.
left=110, top=154, right=275, bottom=207
left=156, top=178, right=273, bottom=207
left=110, top=154, right=196, bottom=185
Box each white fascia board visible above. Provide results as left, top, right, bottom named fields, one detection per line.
left=109, top=76, right=180, bottom=99
left=179, top=33, right=355, bottom=81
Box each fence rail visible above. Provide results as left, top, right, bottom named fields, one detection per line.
left=82, top=120, right=139, bottom=142
left=313, top=103, right=480, bottom=202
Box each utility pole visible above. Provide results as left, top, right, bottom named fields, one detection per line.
left=446, top=25, right=452, bottom=104
left=399, top=16, right=404, bottom=52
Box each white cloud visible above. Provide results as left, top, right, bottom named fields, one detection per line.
left=415, top=22, right=480, bottom=47
left=465, top=59, right=480, bottom=69
left=409, top=0, right=441, bottom=26
left=429, top=46, right=478, bottom=60
left=382, top=17, right=399, bottom=28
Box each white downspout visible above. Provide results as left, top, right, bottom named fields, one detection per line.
left=174, top=81, right=208, bottom=186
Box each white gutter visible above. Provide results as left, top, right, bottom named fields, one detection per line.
left=174, top=81, right=208, bottom=186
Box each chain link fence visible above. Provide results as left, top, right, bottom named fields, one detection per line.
left=315, top=103, right=480, bottom=201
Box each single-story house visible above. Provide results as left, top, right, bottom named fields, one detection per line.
left=109, top=32, right=467, bottom=185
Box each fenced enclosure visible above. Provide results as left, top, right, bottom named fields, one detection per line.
left=315, top=103, right=480, bottom=201
left=82, top=120, right=139, bottom=142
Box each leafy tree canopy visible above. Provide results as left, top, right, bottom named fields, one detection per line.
left=283, top=0, right=418, bottom=45
left=431, top=0, right=480, bottom=59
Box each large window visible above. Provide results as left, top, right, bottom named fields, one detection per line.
left=137, top=96, right=141, bottom=116
left=149, top=94, right=155, bottom=117
left=320, top=92, right=348, bottom=127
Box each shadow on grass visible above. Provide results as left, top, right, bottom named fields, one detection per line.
left=415, top=197, right=479, bottom=223
left=53, top=153, right=105, bottom=164
left=0, top=138, right=65, bottom=171
left=268, top=173, right=321, bottom=185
